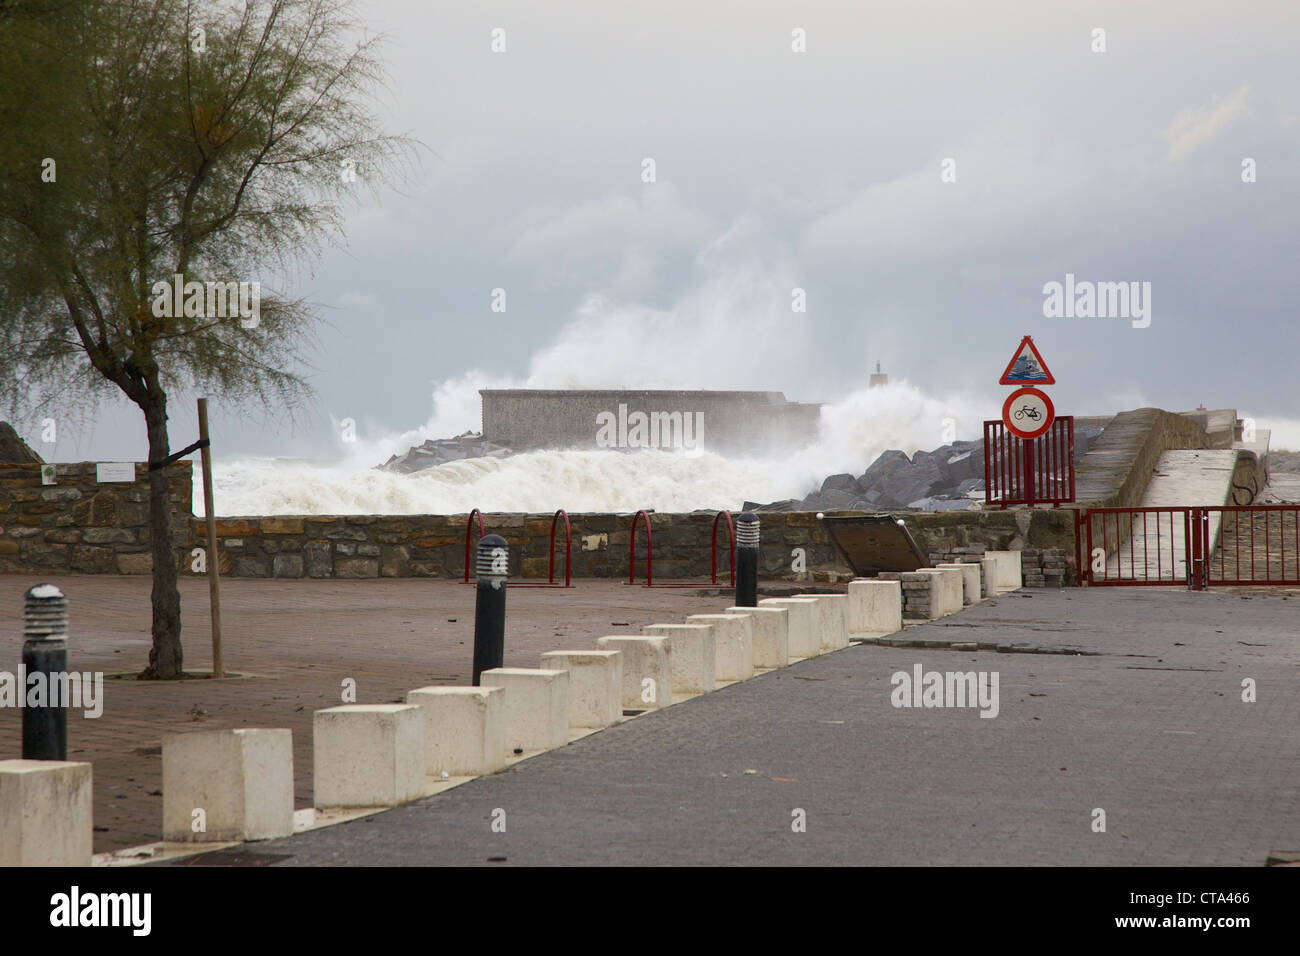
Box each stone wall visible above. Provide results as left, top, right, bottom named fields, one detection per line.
left=177, top=511, right=849, bottom=581
left=0, top=462, right=193, bottom=575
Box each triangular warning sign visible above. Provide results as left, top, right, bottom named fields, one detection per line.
left=999, top=335, right=1055, bottom=385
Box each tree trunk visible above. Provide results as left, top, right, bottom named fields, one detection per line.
left=140, top=389, right=183, bottom=679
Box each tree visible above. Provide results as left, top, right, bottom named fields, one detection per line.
left=0, top=0, right=415, bottom=677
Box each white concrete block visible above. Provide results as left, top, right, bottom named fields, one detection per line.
left=540, top=650, right=623, bottom=729
left=759, top=597, right=820, bottom=658
left=162, top=728, right=294, bottom=842
left=686, top=614, right=754, bottom=682
left=313, top=704, right=424, bottom=808
left=987, top=550, right=1023, bottom=591
left=595, top=636, right=673, bottom=710
left=979, top=557, right=997, bottom=597
left=0, top=760, right=92, bottom=866
left=406, top=686, right=507, bottom=776
left=938, top=563, right=982, bottom=606
left=799, top=594, right=849, bottom=651
left=641, top=624, right=715, bottom=694
left=847, top=579, right=903, bottom=636
left=479, top=668, right=571, bottom=751
left=918, top=568, right=964, bottom=618
left=724, top=606, right=789, bottom=668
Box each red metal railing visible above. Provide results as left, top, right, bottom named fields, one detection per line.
left=1077, top=504, right=1300, bottom=589
left=462, top=508, right=486, bottom=583
left=1078, top=507, right=1195, bottom=586
left=628, top=509, right=735, bottom=587
left=984, top=417, right=1075, bottom=507
left=514, top=509, right=573, bottom=588
left=1206, top=505, right=1300, bottom=586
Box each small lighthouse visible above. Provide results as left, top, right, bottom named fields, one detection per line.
left=869, top=360, right=888, bottom=388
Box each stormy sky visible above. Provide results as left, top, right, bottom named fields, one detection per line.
left=27, top=0, right=1300, bottom=461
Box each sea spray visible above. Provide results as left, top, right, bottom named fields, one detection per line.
left=202, top=381, right=980, bottom=516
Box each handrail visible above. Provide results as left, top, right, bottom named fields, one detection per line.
left=463, top=508, right=486, bottom=583
left=629, top=510, right=653, bottom=586
left=711, top=510, right=735, bottom=586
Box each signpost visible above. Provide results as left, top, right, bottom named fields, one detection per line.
left=997, top=336, right=1057, bottom=507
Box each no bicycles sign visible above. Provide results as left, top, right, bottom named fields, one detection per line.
left=1002, top=386, right=1055, bottom=439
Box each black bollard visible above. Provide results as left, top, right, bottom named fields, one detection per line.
left=22, top=584, right=68, bottom=760
left=735, top=512, right=759, bottom=607
left=471, top=534, right=509, bottom=685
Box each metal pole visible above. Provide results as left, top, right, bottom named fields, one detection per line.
left=472, top=534, right=509, bottom=684
left=1024, top=437, right=1036, bottom=508
left=22, top=584, right=68, bottom=760
left=197, top=398, right=224, bottom=678
left=735, top=512, right=759, bottom=607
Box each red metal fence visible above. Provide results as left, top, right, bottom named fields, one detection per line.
left=1077, top=504, right=1300, bottom=589
left=984, top=417, right=1075, bottom=507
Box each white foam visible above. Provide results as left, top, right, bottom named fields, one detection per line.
left=203, top=380, right=978, bottom=516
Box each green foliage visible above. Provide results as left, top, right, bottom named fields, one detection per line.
left=0, top=0, right=417, bottom=421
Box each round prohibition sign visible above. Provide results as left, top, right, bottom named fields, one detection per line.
left=1002, top=387, right=1055, bottom=439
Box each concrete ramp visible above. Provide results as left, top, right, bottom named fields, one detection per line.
left=1105, top=449, right=1238, bottom=580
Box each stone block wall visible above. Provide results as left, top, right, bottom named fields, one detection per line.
left=0, top=462, right=193, bottom=575
left=925, top=544, right=1072, bottom=588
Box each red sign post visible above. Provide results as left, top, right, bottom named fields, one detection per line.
left=996, top=337, right=1059, bottom=508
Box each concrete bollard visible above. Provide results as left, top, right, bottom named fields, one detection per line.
left=986, top=550, right=1023, bottom=591
left=979, top=556, right=997, bottom=598
left=472, top=534, right=509, bottom=684
left=406, top=686, right=507, bottom=776
left=595, top=636, right=673, bottom=711
left=0, top=759, right=92, bottom=866
left=735, top=512, right=759, bottom=607
left=723, top=606, right=789, bottom=668
left=22, top=584, right=68, bottom=760
left=686, top=614, right=754, bottom=683
left=479, top=668, right=570, bottom=751
left=800, top=594, right=849, bottom=652
left=759, top=597, right=820, bottom=659
left=640, top=624, right=715, bottom=696
left=540, top=651, right=623, bottom=730
left=162, top=728, right=294, bottom=842
left=917, top=568, right=964, bottom=618
left=937, top=563, right=982, bottom=606
left=313, top=704, right=425, bottom=808
left=847, top=579, right=903, bottom=637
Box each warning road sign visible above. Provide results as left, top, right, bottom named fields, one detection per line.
left=999, top=335, right=1055, bottom=385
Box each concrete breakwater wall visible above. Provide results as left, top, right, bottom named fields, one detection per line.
left=479, top=389, right=822, bottom=455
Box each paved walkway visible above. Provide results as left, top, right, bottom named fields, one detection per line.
left=0, top=576, right=727, bottom=853
left=163, top=588, right=1299, bottom=866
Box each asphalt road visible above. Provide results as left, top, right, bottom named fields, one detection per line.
left=167, top=588, right=1299, bottom=866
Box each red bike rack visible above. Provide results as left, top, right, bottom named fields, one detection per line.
left=462, top=508, right=486, bottom=583
left=464, top=508, right=573, bottom=587
left=628, top=509, right=735, bottom=588
left=513, top=509, right=573, bottom=588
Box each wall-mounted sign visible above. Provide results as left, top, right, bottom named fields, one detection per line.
left=1002, top=387, right=1056, bottom=440
left=95, top=462, right=136, bottom=483
left=40, top=464, right=57, bottom=486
